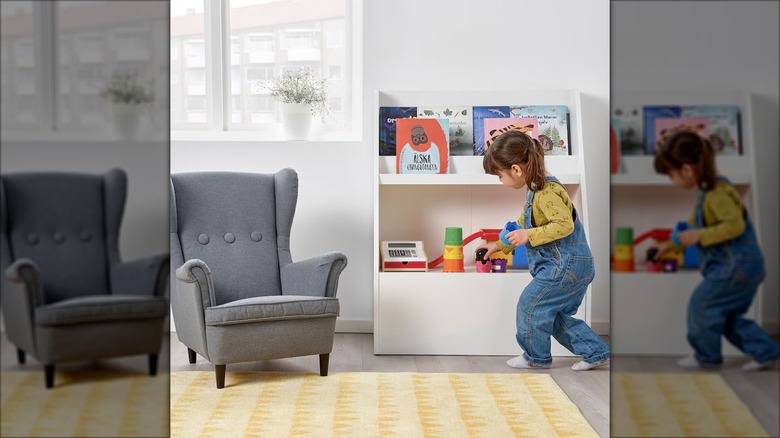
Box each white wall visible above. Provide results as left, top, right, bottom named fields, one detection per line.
left=612, top=1, right=780, bottom=330
left=171, top=0, right=611, bottom=330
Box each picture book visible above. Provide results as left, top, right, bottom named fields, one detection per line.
left=483, top=117, right=538, bottom=152
left=396, top=118, right=449, bottom=174
left=610, top=118, right=621, bottom=174
left=472, top=106, right=510, bottom=156
left=509, top=105, right=570, bottom=155
left=643, top=105, right=681, bottom=154
left=612, top=105, right=644, bottom=155
left=653, top=117, right=709, bottom=152
left=379, top=106, right=417, bottom=156
left=681, top=105, right=741, bottom=155
left=417, top=106, right=473, bottom=156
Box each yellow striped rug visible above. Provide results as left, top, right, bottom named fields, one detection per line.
left=1, top=371, right=168, bottom=437
left=612, top=372, right=768, bottom=437
left=171, top=371, right=598, bottom=437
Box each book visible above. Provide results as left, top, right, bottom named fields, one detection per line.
left=417, top=106, right=473, bottom=156
left=396, top=118, right=449, bottom=174
left=379, top=106, right=417, bottom=156
left=681, top=105, right=741, bottom=155
left=643, top=105, right=682, bottom=154
left=472, top=106, right=510, bottom=156
left=653, top=117, right=709, bottom=152
left=483, top=117, right=538, bottom=152
left=610, top=118, right=621, bottom=174
left=612, top=105, right=644, bottom=155
left=509, top=105, right=570, bottom=155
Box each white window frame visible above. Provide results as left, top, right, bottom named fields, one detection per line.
left=171, top=0, right=363, bottom=142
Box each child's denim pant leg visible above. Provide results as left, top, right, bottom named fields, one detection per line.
left=688, top=263, right=780, bottom=364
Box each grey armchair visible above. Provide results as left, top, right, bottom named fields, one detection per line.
left=0, top=169, right=169, bottom=388
left=170, top=169, right=347, bottom=388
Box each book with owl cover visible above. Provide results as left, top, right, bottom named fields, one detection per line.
left=509, top=105, right=570, bottom=155
left=483, top=117, right=538, bottom=152
left=472, top=106, right=510, bottom=156
left=379, top=106, right=417, bottom=156
left=612, top=105, right=644, bottom=155
left=681, top=105, right=741, bottom=155
left=417, top=106, right=473, bottom=156
left=643, top=105, right=682, bottom=154
left=395, top=118, right=449, bottom=174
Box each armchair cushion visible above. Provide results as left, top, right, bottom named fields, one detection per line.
left=36, top=295, right=168, bottom=326
left=205, top=295, right=339, bottom=327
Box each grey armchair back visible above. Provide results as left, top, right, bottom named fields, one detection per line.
left=1, top=169, right=169, bottom=388
left=170, top=168, right=347, bottom=388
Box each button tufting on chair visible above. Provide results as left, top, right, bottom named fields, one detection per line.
left=198, top=234, right=210, bottom=244
left=224, top=233, right=235, bottom=243
left=250, top=231, right=262, bottom=242
left=79, top=231, right=92, bottom=242
left=27, top=233, right=39, bottom=245
left=53, top=232, right=65, bottom=243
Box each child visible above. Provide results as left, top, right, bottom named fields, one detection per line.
left=476, top=130, right=610, bottom=370
left=653, top=130, right=779, bottom=371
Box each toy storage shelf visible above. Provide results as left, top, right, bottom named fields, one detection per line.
left=610, top=90, right=762, bottom=356
left=373, top=89, right=593, bottom=356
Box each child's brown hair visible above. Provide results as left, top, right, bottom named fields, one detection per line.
left=654, top=130, right=716, bottom=190
left=483, top=130, right=546, bottom=190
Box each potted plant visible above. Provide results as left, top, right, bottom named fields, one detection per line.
left=261, top=68, right=329, bottom=140
left=99, top=72, right=154, bottom=140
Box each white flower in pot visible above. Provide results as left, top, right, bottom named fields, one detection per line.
left=99, top=72, right=154, bottom=140
left=260, top=69, right=329, bottom=140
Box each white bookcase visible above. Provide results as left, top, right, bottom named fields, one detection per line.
left=610, top=90, right=762, bottom=356
left=372, top=90, right=595, bottom=355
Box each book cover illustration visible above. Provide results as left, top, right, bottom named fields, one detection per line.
left=509, top=105, right=570, bottom=155
left=643, top=105, right=682, bottom=154
left=472, top=106, right=510, bottom=156
left=417, top=106, right=473, bottom=156
left=653, top=117, right=709, bottom=152
left=379, top=106, right=417, bottom=156
left=681, top=105, right=741, bottom=155
left=396, top=118, right=449, bottom=174
left=483, top=117, right=538, bottom=152
left=612, top=105, right=644, bottom=155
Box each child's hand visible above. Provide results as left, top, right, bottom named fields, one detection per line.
left=648, top=242, right=668, bottom=260
left=506, top=229, right=530, bottom=246
left=475, top=242, right=500, bottom=259
left=677, top=229, right=700, bottom=247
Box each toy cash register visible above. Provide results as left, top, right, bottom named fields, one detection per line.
left=381, top=241, right=428, bottom=272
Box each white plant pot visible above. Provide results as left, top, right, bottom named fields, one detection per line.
left=280, top=102, right=312, bottom=140
left=112, top=102, right=144, bottom=140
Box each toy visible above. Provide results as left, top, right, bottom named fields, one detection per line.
left=671, top=221, right=700, bottom=268
left=662, top=259, right=678, bottom=273
left=613, top=227, right=635, bottom=272
left=475, top=248, right=492, bottom=273
left=443, top=227, right=465, bottom=272
left=381, top=241, right=428, bottom=272
left=491, top=258, right=507, bottom=273
left=499, top=221, right=529, bottom=268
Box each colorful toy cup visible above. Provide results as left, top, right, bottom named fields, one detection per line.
left=614, top=226, right=635, bottom=272
left=443, top=227, right=465, bottom=273
left=491, top=259, right=507, bottom=273
left=475, top=248, right=492, bottom=273
left=646, top=248, right=663, bottom=273
left=662, top=259, right=678, bottom=273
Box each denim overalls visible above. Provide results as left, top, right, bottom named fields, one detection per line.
left=517, top=176, right=610, bottom=366
left=687, top=176, right=780, bottom=364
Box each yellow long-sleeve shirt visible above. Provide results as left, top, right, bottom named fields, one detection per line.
left=679, top=179, right=746, bottom=248
left=496, top=180, right=575, bottom=254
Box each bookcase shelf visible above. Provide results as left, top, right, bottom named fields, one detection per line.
left=610, top=90, right=762, bottom=356
left=373, top=89, right=596, bottom=356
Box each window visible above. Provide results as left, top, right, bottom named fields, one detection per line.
left=170, top=0, right=362, bottom=139
left=1, top=1, right=169, bottom=134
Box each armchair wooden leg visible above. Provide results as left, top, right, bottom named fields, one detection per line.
left=319, top=353, right=330, bottom=377
left=215, top=365, right=226, bottom=389
left=17, top=348, right=25, bottom=364
left=45, top=365, right=55, bottom=389
left=149, top=354, right=158, bottom=376
left=187, top=348, right=197, bottom=364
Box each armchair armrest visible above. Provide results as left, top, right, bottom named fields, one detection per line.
left=281, top=251, right=348, bottom=298
left=2, top=258, right=42, bottom=355
left=172, top=259, right=214, bottom=359
left=111, top=253, right=169, bottom=297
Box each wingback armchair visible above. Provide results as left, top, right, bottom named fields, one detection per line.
left=0, top=169, right=169, bottom=388
left=170, top=169, right=347, bottom=388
